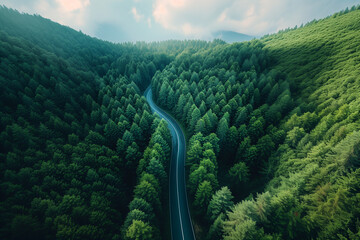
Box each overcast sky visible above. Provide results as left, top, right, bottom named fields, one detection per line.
left=1, top=0, right=359, bottom=42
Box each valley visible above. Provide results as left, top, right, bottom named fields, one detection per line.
left=0, top=5, right=360, bottom=240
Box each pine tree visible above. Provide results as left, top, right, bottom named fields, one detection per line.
left=189, top=106, right=201, bottom=135
left=194, top=180, right=214, bottom=213
left=189, top=166, right=207, bottom=195
left=187, top=140, right=203, bottom=166
left=207, top=186, right=234, bottom=221
left=216, top=116, right=229, bottom=148
left=146, top=157, right=167, bottom=189
left=195, top=118, right=206, bottom=134
left=125, top=220, right=153, bottom=240
left=134, top=180, right=160, bottom=209
left=229, top=162, right=249, bottom=184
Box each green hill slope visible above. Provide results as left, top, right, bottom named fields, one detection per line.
left=150, top=6, right=360, bottom=240
left=0, top=6, right=121, bottom=76
left=222, top=7, right=360, bottom=240
left=0, top=6, right=175, bottom=240
left=264, top=7, right=360, bottom=102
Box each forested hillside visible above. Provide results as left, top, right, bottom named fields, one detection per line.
left=1, top=4, right=360, bottom=240
left=222, top=7, right=360, bottom=240
left=152, top=31, right=292, bottom=240
left=152, top=6, right=360, bottom=240
left=0, top=6, right=176, bottom=240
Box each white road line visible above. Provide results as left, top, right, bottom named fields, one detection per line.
left=147, top=90, right=185, bottom=240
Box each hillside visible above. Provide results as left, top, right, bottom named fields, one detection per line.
left=221, top=6, right=360, bottom=240
left=0, top=6, right=175, bottom=240
left=151, top=6, right=360, bottom=240
left=0, top=4, right=360, bottom=240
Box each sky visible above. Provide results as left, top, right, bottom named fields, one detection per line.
left=1, top=0, right=359, bottom=42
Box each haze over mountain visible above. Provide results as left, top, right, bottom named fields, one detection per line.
left=212, top=30, right=254, bottom=43
left=1, top=3, right=360, bottom=240
left=0, top=0, right=358, bottom=42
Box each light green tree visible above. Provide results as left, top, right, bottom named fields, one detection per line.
left=125, top=220, right=153, bottom=240
left=207, top=186, right=234, bottom=221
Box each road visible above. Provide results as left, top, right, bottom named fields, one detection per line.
left=145, top=86, right=196, bottom=240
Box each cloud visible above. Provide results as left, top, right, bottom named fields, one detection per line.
left=152, top=0, right=359, bottom=38
left=153, top=0, right=232, bottom=37
left=147, top=18, right=152, bottom=28
left=131, top=7, right=144, bottom=22
left=1, top=0, right=358, bottom=41
left=31, top=0, right=90, bottom=28
left=55, top=0, right=90, bottom=12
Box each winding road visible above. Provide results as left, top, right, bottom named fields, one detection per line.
left=145, top=86, right=196, bottom=240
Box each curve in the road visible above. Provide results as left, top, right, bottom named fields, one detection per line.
left=145, top=86, right=195, bottom=240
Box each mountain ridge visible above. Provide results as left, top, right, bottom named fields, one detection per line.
left=212, top=30, right=254, bottom=43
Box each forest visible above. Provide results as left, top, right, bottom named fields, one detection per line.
left=0, top=5, right=360, bottom=240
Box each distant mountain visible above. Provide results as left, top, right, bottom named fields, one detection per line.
left=212, top=30, right=254, bottom=43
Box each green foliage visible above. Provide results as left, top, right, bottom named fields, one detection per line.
left=125, top=220, right=153, bottom=240
left=224, top=219, right=265, bottom=240
left=10, top=215, right=43, bottom=240
left=223, top=7, right=360, bottom=240
left=207, top=213, right=226, bottom=240
left=147, top=157, right=167, bottom=188
left=149, top=6, right=360, bottom=240
left=207, top=187, right=234, bottom=221
left=129, top=198, right=154, bottom=217
left=229, top=162, right=249, bottom=184
left=151, top=34, right=291, bottom=237
left=194, top=181, right=214, bottom=214
left=1, top=5, right=360, bottom=240
left=123, top=119, right=170, bottom=239
left=123, top=209, right=149, bottom=234
left=0, top=6, right=171, bottom=239
left=134, top=179, right=160, bottom=209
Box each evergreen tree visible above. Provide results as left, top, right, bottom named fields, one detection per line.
left=146, top=157, right=167, bottom=188
left=229, top=162, right=249, bottom=184
left=125, top=220, right=153, bottom=240
left=207, top=186, right=234, bottom=221
left=194, top=180, right=213, bottom=213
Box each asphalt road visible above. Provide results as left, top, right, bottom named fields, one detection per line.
left=145, top=86, right=196, bottom=240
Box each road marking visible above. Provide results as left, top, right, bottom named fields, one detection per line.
left=146, top=89, right=185, bottom=240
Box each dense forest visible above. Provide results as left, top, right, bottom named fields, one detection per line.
left=0, top=6, right=176, bottom=239
left=1, top=5, right=360, bottom=240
